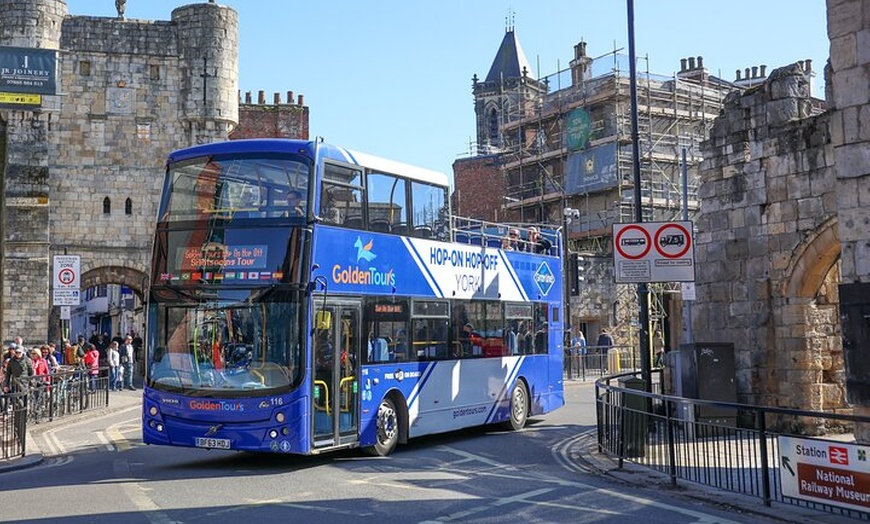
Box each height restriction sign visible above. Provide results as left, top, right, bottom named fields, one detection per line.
left=613, top=221, right=695, bottom=283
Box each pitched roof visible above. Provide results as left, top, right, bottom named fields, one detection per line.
left=484, top=29, right=535, bottom=83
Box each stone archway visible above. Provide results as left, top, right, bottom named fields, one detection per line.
left=48, top=265, right=149, bottom=344
left=80, top=265, right=149, bottom=301
left=776, top=218, right=844, bottom=415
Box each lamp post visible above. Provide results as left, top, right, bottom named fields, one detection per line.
left=627, top=0, right=652, bottom=392
left=563, top=206, right=579, bottom=351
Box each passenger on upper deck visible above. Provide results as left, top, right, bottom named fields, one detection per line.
left=502, top=228, right=520, bottom=251
left=524, top=226, right=552, bottom=254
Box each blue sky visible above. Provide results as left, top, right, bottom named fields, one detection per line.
left=67, top=1, right=830, bottom=182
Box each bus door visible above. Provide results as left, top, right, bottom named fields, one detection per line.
left=312, top=299, right=360, bottom=449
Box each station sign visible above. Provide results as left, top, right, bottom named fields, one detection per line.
left=612, top=221, right=695, bottom=283
left=779, top=435, right=870, bottom=512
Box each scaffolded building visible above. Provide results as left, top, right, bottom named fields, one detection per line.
left=465, top=30, right=775, bottom=347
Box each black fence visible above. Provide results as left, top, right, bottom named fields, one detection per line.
left=1, top=366, right=110, bottom=460
left=596, top=371, right=870, bottom=521
left=564, top=345, right=639, bottom=380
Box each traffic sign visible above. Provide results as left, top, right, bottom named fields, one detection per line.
left=780, top=435, right=870, bottom=512
left=52, top=289, right=80, bottom=306
left=53, top=255, right=80, bottom=290
left=612, top=221, right=695, bottom=283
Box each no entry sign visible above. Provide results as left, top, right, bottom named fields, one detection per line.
left=612, top=221, right=695, bottom=283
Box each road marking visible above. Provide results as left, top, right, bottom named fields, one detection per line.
left=115, top=459, right=179, bottom=524
left=37, top=404, right=141, bottom=456
left=550, top=432, right=745, bottom=524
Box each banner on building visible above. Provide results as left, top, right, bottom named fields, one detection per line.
left=565, top=142, right=618, bottom=194
left=0, top=46, right=57, bottom=95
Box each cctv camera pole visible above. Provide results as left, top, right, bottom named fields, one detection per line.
left=627, top=0, right=651, bottom=392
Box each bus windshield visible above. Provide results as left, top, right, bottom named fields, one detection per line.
left=148, top=296, right=303, bottom=396
left=162, top=154, right=310, bottom=221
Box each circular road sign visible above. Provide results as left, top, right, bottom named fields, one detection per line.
left=58, top=267, right=76, bottom=286
left=654, top=223, right=692, bottom=259
left=615, top=224, right=652, bottom=260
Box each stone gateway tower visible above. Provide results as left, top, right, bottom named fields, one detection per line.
left=0, top=0, right=239, bottom=343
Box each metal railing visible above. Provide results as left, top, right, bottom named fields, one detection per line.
left=564, top=345, right=639, bottom=380
left=596, top=371, right=870, bottom=521
left=1, top=366, right=110, bottom=460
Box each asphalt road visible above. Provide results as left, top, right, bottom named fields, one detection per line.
left=0, top=381, right=844, bottom=524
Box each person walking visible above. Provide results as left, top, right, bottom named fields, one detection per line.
left=121, top=335, right=136, bottom=390
left=108, top=341, right=121, bottom=391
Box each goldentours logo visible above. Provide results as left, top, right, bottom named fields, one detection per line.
left=331, top=236, right=396, bottom=288
left=534, top=261, right=556, bottom=296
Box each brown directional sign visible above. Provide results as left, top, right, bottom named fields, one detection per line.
left=780, top=435, right=870, bottom=511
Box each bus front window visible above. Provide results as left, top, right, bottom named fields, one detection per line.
left=148, top=300, right=301, bottom=395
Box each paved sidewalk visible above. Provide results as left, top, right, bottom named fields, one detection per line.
left=0, top=388, right=143, bottom=474
left=571, top=428, right=859, bottom=524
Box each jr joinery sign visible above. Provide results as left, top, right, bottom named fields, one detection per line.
left=0, top=46, right=57, bottom=95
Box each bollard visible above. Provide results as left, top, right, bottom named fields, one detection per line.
left=607, top=348, right=621, bottom=374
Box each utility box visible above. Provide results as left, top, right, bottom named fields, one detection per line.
left=666, top=343, right=737, bottom=429
left=618, top=376, right=647, bottom=458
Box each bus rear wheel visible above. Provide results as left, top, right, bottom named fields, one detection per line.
left=503, top=381, right=528, bottom=431
left=366, top=396, right=399, bottom=456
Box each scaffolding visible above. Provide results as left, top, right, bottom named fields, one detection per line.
left=492, top=46, right=736, bottom=345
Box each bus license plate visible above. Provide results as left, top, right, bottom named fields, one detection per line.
left=195, top=437, right=231, bottom=449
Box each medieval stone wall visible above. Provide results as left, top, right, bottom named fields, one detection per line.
left=0, top=1, right=239, bottom=344
left=696, top=63, right=844, bottom=411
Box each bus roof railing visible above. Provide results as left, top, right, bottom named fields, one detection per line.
left=450, top=215, right=561, bottom=256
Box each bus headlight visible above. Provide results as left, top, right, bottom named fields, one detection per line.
left=149, top=406, right=159, bottom=416
left=156, top=424, right=164, bottom=432
left=269, top=429, right=278, bottom=439
left=275, top=412, right=285, bottom=423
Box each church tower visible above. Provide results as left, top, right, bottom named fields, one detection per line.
left=472, top=20, right=547, bottom=155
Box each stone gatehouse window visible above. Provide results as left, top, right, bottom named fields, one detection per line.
left=79, top=60, right=91, bottom=76
left=150, top=64, right=160, bottom=81
left=125, top=197, right=132, bottom=215
left=103, top=197, right=111, bottom=214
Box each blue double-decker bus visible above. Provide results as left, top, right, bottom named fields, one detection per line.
left=143, top=138, right=565, bottom=456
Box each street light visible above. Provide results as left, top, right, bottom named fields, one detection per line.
left=562, top=206, right=579, bottom=347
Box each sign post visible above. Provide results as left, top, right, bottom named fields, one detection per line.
left=52, top=255, right=81, bottom=306
left=613, top=221, right=695, bottom=283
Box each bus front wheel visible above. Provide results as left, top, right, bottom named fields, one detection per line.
left=366, top=396, right=399, bottom=456
left=503, top=381, right=528, bottom=431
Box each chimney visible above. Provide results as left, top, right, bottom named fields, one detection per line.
left=273, top=92, right=280, bottom=104
left=287, top=91, right=294, bottom=104
left=697, top=56, right=703, bottom=69
left=297, top=94, right=304, bottom=106
left=804, top=59, right=812, bottom=73
left=759, top=65, right=767, bottom=77
left=244, top=91, right=251, bottom=104
left=258, top=90, right=265, bottom=104
left=751, top=66, right=758, bottom=78
left=736, top=69, right=742, bottom=81
left=688, top=56, right=696, bottom=69
left=574, top=40, right=587, bottom=59
left=745, top=68, right=751, bottom=80
left=680, top=58, right=687, bottom=71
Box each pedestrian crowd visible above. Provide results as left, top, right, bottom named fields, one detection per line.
left=1, top=331, right=141, bottom=411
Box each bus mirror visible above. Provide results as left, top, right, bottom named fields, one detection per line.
left=315, top=311, right=332, bottom=330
